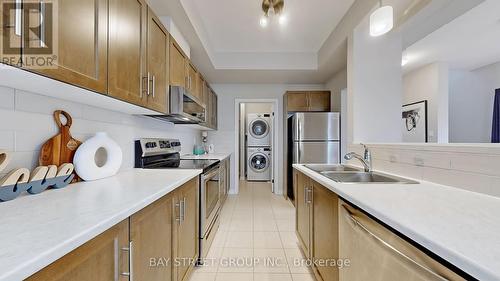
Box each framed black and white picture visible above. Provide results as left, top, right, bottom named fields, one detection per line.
left=402, top=100, right=428, bottom=143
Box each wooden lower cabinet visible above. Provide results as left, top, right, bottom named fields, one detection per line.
left=294, top=169, right=340, bottom=281
left=130, top=193, right=173, bottom=280
left=312, top=181, right=339, bottom=281
left=27, top=178, right=199, bottom=281
left=295, top=169, right=312, bottom=258
left=26, top=220, right=130, bottom=281
left=174, top=178, right=199, bottom=281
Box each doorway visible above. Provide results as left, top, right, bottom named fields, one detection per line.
left=234, top=99, right=279, bottom=194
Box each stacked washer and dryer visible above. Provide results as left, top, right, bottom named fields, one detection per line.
left=246, top=113, right=273, bottom=181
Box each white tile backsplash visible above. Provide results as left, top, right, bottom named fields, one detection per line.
left=0, top=87, right=201, bottom=174
left=0, top=86, right=15, bottom=109
left=349, top=144, right=500, bottom=198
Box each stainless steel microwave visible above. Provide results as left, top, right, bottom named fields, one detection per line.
left=148, top=86, right=206, bottom=124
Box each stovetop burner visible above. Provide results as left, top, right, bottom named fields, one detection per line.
left=146, top=159, right=219, bottom=172
left=135, top=139, right=220, bottom=173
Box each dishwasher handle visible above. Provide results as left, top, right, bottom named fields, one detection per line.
left=340, top=204, right=449, bottom=281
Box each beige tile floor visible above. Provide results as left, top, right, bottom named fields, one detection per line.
left=189, top=181, right=315, bottom=281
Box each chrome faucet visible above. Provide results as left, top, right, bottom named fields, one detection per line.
left=344, top=144, right=372, bottom=172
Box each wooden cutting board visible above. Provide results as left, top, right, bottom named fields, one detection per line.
left=39, top=110, right=82, bottom=181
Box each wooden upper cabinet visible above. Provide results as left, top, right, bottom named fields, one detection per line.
left=0, top=0, right=22, bottom=66
left=308, top=91, right=331, bottom=112
left=145, top=8, right=169, bottom=113
left=186, top=63, right=197, bottom=94
left=286, top=91, right=331, bottom=112
left=175, top=178, right=199, bottom=281
left=26, top=220, right=130, bottom=281
left=201, top=79, right=208, bottom=106
left=169, top=37, right=187, bottom=88
left=211, top=92, right=218, bottom=130
left=287, top=91, right=310, bottom=112
left=192, top=72, right=203, bottom=102
left=312, top=182, right=339, bottom=281
left=131, top=193, right=173, bottom=281
left=108, top=0, right=147, bottom=106
left=30, top=0, right=108, bottom=94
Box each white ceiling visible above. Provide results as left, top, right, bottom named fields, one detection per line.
left=146, top=0, right=423, bottom=83
left=181, top=0, right=355, bottom=70
left=403, top=0, right=500, bottom=73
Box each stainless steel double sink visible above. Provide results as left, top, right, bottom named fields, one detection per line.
left=304, top=164, right=418, bottom=184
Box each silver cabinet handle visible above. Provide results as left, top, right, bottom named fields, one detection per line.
left=150, top=75, right=155, bottom=98
left=307, top=187, right=313, bottom=204
left=180, top=197, right=185, bottom=222
left=340, top=205, right=448, bottom=281
left=15, top=0, right=21, bottom=36
left=175, top=200, right=182, bottom=224
left=40, top=1, right=46, bottom=47
left=146, top=72, right=151, bottom=96
left=182, top=197, right=186, bottom=222
left=121, top=241, right=133, bottom=280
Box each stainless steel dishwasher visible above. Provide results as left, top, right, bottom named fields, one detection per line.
left=338, top=200, right=467, bottom=281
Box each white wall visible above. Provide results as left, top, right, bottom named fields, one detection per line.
left=326, top=69, right=347, bottom=112
left=207, top=84, right=326, bottom=195
left=0, top=86, right=201, bottom=178
left=348, top=14, right=403, bottom=143
left=449, top=61, right=500, bottom=143
left=403, top=62, right=449, bottom=143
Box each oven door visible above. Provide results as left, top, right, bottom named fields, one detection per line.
left=200, top=165, right=221, bottom=237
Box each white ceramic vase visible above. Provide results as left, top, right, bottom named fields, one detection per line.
left=74, top=132, right=123, bottom=181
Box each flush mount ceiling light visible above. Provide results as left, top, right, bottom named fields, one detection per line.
left=370, top=1, right=394, bottom=37
left=260, top=0, right=286, bottom=27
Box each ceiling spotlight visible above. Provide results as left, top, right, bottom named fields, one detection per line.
left=260, top=16, right=269, bottom=27
left=370, top=1, right=394, bottom=37
left=261, top=0, right=285, bottom=27
left=279, top=15, right=287, bottom=25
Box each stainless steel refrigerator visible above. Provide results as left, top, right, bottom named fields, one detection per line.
left=292, top=112, right=340, bottom=164
left=287, top=112, right=340, bottom=200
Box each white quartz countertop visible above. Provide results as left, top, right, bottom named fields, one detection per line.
left=0, top=169, right=201, bottom=281
left=181, top=153, right=231, bottom=161
left=293, top=164, right=500, bottom=281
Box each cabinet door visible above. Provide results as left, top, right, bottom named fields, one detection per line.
left=26, top=220, right=129, bottom=281
left=186, top=63, right=197, bottom=94
left=201, top=78, right=208, bottom=106
left=295, top=169, right=311, bottom=257
left=176, top=178, right=199, bottom=281
left=108, top=0, right=147, bottom=106
left=30, top=0, right=108, bottom=93
left=211, top=91, right=218, bottom=130
left=203, top=88, right=212, bottom=128
left=308, top=91, right=331, bottom=112
left=169, top=38, right=186, bottom=88
left=313, top=182, right=339, bottom=281
left=130, top=194, right=173, bottom=281
left=287, top=92, right=310, bottom=112
left=146, top=9, right=168, bottom=113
